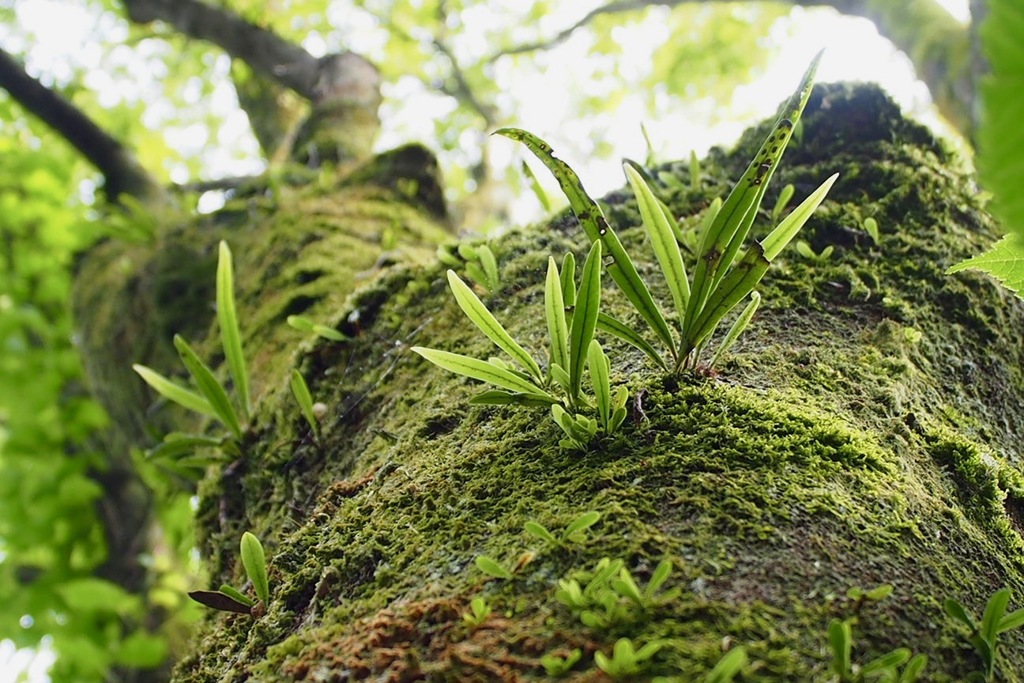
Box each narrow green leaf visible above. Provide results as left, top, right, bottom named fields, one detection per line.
left=132, top=364, right=216, bottom=418
left=944, top=598, right=976, bottom=631
left=475, top=555, right=512, bottom=580
left=560, top=252, right=576, bottom=307
left=145, top=432, right=225, bottom=462
left=641, top=122, right=657, bottom=166
left=762, top=173, right=839, bottom=260
left=596, top=313, right=666, bottom=370
left=412, top=347, right=554, bottom=401
left=981, top=588, right=1010, bottom=643
left=524, top=521, right=557, bottom=544
left=706, top=647, right=746, bottom=683
left=478, top=245, right=500, bottom=291
left=289, top=369, right=318, bottom=434
left=902, top=653, right=927, bottom=682
left=588, top=339, right=611, bottom=430
left=862, top=648, right=910, bottom=674
left=240, top=532, right=269, bottom=606
left=625, top=163, right=689, bottom=322
left=217, top=241, right=250, bottom=421
left=685, top=249, right=770, bottom=354
left=997, top=607, right=1024, bottom=633
left=218, top=584, right=255, bottom=608
left=569, top=241, right=602, bottom=403
left=495, top=127, right=675, bottom=355
left=647, top=560, right=672, bottom=596
left=522, top=159, right=553, bottom=212
left=690, top=150, right=701, bottom=191
left=709, top=291, right=761, bottom=368
left=564, top=511, right=600, bottom=538
left=173, top=335, right=243, bottom=438
left=686, top=51, right=822, bottom=330
left=829, top=619, right=852, bottom=676
left=468, top=389, right=554, bottom=407
left=446, top=270, right=543, bottom=383
left=772, top=184, right=795, bottom=224
left=545, top=257, right=570, bottom=380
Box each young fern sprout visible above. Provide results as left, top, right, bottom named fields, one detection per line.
left=498, top=51, right=838, bottom=374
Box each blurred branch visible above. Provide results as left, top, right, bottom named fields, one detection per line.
left=0, top=46, right=162, bottom=202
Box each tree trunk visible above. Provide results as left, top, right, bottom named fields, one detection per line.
left=75, top=83, right=1024, bottom=682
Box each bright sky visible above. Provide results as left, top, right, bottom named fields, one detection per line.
left=0, top=0, right=970, bottom=680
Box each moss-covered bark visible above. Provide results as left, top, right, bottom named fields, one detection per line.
left=77, top=84, right=1024, bottom=682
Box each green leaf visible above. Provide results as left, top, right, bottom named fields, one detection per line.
left=412, top=347, right=555, bottom=401
left=947, top=234, right=1024, bottom=296
left=772, top=183, right=795, bottom=224
left=522, top=159, right=553, bottom=212
left=901, top=653, right=928, bottom=682
left=706, top=647, right=746, bottom=683
left=829, top=618, right=852, bottom=676
left=588, top=340, right=611, bottom=430
left=625, top=163, right=689, bottom=322
left=240, top=531, right=270, bottom=606
left=290, top=369, right=318, bottom=434
left=761, top=173, right=839, bottom=260
left=596, top=313, right=667, bottom=370
left=685, top=248, right=770, bottom=353
left=469, top=389, right=555, bottom=407
left=569, top=241, right=602, bottom=402
left=685, top=51, right=821, bottom=331
left=173, top=335, right=243, bottom=438
left=981, top=588, right=1010, bottom=643
left=217, top=241, right=250, bottom=420
left=446, top=270, right=543, bottom=382
left=218, top=584, right=256, bottom=608
left=709, top=291, right=760, bottom=368
left=132, top=364, right=217, bottom=418
left=944, top=597, right=976, bottom=631
left=475, top=555, right=513, bottom=580
left=545, top=257, right=570, bottom=382
left=524, top=521, right=557, bottom=544
left=647, top=559, right=672, bottom=597
left=862, top=648, right=910, bottom=674
left=560, top=252, right=576, bottom=307
left=145, top=432, right=226, bottom=462
left=495, top=127, right=676, bottom=355
left=998, top=606, right=1024, bottom=633
left=477, top=245, right=500, bottom=291
left=979, top=0, right=1024, bottom=244
left=564, top=511, right=600, bottom=538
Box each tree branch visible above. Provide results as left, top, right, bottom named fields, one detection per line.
left=0, top=47, right=161, bottom=201
left=122, top=0, right=322, bottom=101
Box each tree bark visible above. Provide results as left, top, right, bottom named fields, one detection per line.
left=75, top=83, right=1024, bottom=682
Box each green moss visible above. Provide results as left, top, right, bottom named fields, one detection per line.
left=99, top=84, right=1024, bottom=682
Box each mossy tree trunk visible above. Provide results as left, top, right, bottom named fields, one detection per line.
left=76, top=84, right=1024, bottom=682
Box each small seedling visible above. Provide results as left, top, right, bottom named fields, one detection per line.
left=795, top=239, right=834, bottom=262
left=134, top=241, right=253, bottom=468
left=847, top=584, right=893, bottom=612
left=945, top=588, right=1024, bottom=682
left=863, top=217, right=880, bottom=245
left=188, top=531, right=270, bottom=616
left=475, top=555, right=514, bottom=580
left=556, top=557, right=676, bottom=629
left=525, top=511, right=601, bottom=547
left=705, top=647, right=747, bottom=683
left=540, top=648, right=582, bottom=677
left=594, top=637, right=665, bottom=679
left=772, top=183, right=796, bottom=224
left=462, top=596, right=492, bottom=627
left=827, top=618, right=926, bottom=682
left=286, top=314, right=349, bottom=342
left=436, top=242, right=501, bottom=293
left=499, top=52, right=837, bottom=374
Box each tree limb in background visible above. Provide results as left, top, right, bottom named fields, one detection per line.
left=487, top=0, right=974, bottom=138
left=122, top=0, right=384, bottom=164
left=0, top=47, right=162, bottom=201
